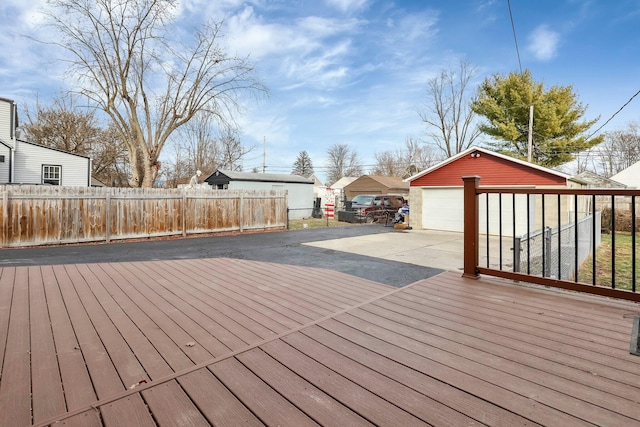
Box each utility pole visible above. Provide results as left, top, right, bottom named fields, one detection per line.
left=527, top=104, right=534, bottom=162
left=262, top=136, right=266, bottom=173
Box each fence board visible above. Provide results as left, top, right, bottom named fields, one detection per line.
left=0, top=186, right=287, bottom=247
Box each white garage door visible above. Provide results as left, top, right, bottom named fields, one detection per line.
left=422, top=188, right=464, bottom=232
left=422, top=187, right=534, bottom=235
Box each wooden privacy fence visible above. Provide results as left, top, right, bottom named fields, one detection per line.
left=0, top=186, right=288, bottom=247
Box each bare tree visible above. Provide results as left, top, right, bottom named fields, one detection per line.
left=22, top=94, right=129, bottom=186
left=419, top=60, right=481, bottom=157
left=372, top=137, right=440, bottom=178
left=166, top=111, right=221, bottom=186
left=91, top=124, right=131, bottom=186
left=43, top=0, right=266, bottom=187
left=371, top=151, right=402, bottom=176
left=326, top=144, right=363, bottom=185
left=218, top=128, right=253, bottom=171
left=163, top=113, right=253, bottom=186
left=596, top=123, right=640, bottom=177
left=22, top=95, right=98, bottom=154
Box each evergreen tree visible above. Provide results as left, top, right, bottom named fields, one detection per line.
left=292, top=151, right=314, bottom=177
left=471, top=70, right=603, bottom=167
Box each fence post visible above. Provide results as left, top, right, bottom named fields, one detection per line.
left=2, top=189, right=7, bottom=248
left=239, top=194, right=244, bottom=232
left=544, top=226, right=552, bottom=277
left=105, top=191, right=111, bottom=243
left=182, top=191, right=187, bottom=237
left=462, top=176, right=481, bottom=279
left=513, top=237, right=521, bottom=273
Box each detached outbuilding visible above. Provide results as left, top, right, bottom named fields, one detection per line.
left=204, top=169, right=314, bottom=219
left=343, top=175, right=409, bottom=200
left=406, top=146, right=583, bottom=234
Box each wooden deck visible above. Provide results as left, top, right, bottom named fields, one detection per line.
left=1, top=258, right=640, bottom=426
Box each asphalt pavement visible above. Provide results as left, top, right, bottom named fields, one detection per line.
left=0, top=224, right=443, bottom=288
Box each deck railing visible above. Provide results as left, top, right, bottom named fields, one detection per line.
left=462, top=176, right=640, bottom=302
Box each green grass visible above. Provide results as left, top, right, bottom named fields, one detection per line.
left=578, top=233, right=640, bottom=291
left=287, top=217, right=364, bottom=230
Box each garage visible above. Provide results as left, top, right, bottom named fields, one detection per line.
left=407, top=146, right=576, bottom=233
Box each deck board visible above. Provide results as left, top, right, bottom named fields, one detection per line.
left=236, top=347, right=375, bottom=427
left=29, top=266, right=66, bottom=423
left=177, top=368, right=264, bottom=427
left=42, top=265, right=97, bottom=411
left=1, top=258, right=639, bottom=426
left=210, top=357, right=320, bottom=426
left=300, top=325, right=535, bottom=426
left=0, top=267, right=31, bottom=427
left=0, top=267, right=15, bottom=389
left=369, top=297, right=640, bottom=399
left=280, top=331, right=478, bottom=426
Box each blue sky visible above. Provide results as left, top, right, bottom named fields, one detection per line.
left=1, top=0, right=639, bottom=183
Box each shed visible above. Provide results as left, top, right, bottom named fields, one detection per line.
left=610, top=160, right=640, bottom=188
left=343, top=175, right=409, bottom=200
left=204, top=169, right=314, bottom=219
left=406, top=146, right=581, bottom=234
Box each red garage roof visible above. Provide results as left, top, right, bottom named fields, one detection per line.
left=406, top=147, right=571, bottom=187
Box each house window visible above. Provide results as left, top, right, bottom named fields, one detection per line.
left=0, top=155, right=4, bottom=163
left=42, top=165, right=62, bottom=185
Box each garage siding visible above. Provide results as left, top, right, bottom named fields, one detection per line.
left=411, top=151, right=567, bottom=187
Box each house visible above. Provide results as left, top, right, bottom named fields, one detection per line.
left=343, top=175, right=409, bottom=200
left=204, top=169, right=314, bottom=219
left=610, top=160, right=640, bottom=188
left=0, top=97, right=92, bottom=186
left=571, top=170, right=626, bottom=188
left=406, top=146, right=584, bottom=234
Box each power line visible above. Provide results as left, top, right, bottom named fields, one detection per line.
left=507, top=0, right=524, bottom=75
left=583, top=88, right=640, bottom=141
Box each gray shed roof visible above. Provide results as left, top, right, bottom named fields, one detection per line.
left=205, top=169, right=314, bottom=184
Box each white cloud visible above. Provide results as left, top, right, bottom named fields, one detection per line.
left=224, top=6, right=363, bottom=89
left=325, top=0, right=369, bottom=14
left=527, top=25, right=560, bottom=61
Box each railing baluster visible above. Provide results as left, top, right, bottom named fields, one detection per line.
left=611, top=195, right=616, bottom=289
left=558, top=194, right=562, bottom=279
left=633, top=195, right=637, bottom=293
left=592, top=194, right=596, bottom=287
left=499, top=192, right=503, bottom=270
left=574, top=194, right=578, bottom=282
left=527, top=194, right=531, bottom=275
left=542, top=194, right=546, bottom=277
left=513, top=193, right=517, bottom=272
left=486, top=193, right=490, bottom=268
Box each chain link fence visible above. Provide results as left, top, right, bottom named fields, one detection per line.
left=516, top=212, right=601, bottom=280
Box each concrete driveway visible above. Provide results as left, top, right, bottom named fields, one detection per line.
left=303, top=229, right=466, bottom=271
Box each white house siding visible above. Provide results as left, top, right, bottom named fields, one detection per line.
left=228, top=181, right=313, bottom=219
left=0, top=99, right=13, bottom=145
left=13, top=140, right=90, bottom=186
left=0, top=143, right=10, bottom=182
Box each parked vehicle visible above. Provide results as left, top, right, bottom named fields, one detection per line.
left=350, top=194, right=406, bottom=223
